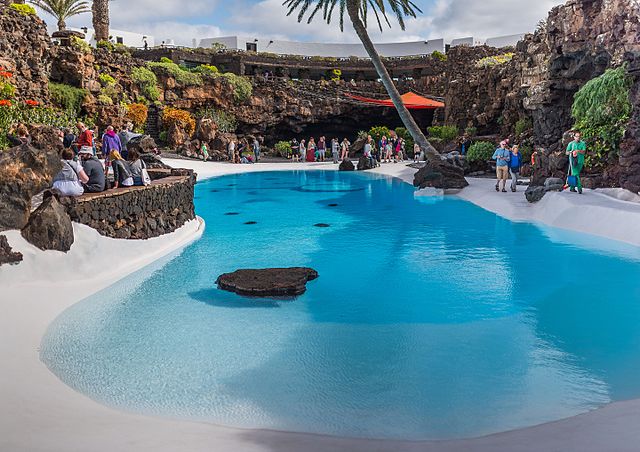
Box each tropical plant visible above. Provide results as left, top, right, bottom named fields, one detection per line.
left=368, top=125, right=391, bottom=144
left=466, top=141, right=495, bottom=163
left=571, top=65, right=632, bottom=166
left=427, top=125, right=459, bottom=142
left=162, top=107, right=195, bottom=135
left=395, top=126, right=414, bottom=153
left=48, top=82, right=86, bottom=115
left=220, top=73, right=252, bottom=102
left=125, top=103, right=148, bottom=129
left=284, top=0, right=445, bottom=166
left=30, top=0, right=89, bottom=30
left=147, top=61, right=203, bottom=86
left=274, top=140, right=292, bottom=157
left=92, top=0, right=109, bottom=42
left=193, top=64, right=219, bottom=76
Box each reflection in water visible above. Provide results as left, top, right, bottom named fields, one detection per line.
left=40, top=171, right=640, bottom=440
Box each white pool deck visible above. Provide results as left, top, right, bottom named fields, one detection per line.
left=1, top=159, right=640, bottom=452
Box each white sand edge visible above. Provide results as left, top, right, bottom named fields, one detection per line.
left=1, top=159, right=640, bottom=452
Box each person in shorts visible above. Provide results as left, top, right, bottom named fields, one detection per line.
left=492, top=140, right=511, bottom=192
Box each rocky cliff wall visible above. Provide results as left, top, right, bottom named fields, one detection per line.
left=60, top=172, right=196, bottom=239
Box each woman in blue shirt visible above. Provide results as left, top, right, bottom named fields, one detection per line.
left=509, top=145, right=523, bottom=192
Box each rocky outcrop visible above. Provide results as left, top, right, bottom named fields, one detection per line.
left=0, top=235, right=23, bottom=266
left=0, top=5, right=51, bottom=103
left=127, top=135, right=157, bottom=155
left=357, top=155, right=375, bottom=170
left=339, top=159, right=355, bottom=171
left=525, top=186, right=546, bottom=203
left=21, top=195, right=74, bottom=252
left=413, top=160, right=469, bottom=190
left=60, top=172, right=196, bottom=239
left=0, top=144, right=62, bottom=231
left=216, top=267, right=319, bottom=297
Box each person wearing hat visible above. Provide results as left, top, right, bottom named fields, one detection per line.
left=79, top=147, right=106, bottom=193
left=492, top=140, right=511, bottom=192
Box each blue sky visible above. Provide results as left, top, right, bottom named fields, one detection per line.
left=51, top=0, right=564, bottom=46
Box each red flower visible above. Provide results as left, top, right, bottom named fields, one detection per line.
left=0, top=71, right=13, bottom=78
left=25, top=100, right=39, bottom=106
left=0, top=100, right=12, bottom=107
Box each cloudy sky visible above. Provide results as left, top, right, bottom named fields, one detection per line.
left=48, top=0, right=565, bottom=46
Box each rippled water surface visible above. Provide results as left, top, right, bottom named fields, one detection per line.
left=41, top=170, right=640, bottom=440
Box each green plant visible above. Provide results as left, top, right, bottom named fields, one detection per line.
left=464, top=126, right=477, bottom=136
left=193, top=64, right=219, bottom=76
left=9, top=3, right=37, bottom=15
left=427, top=125, right=459, bottom=142
left=476, top=52, right=514, bottom=68
left=394, top=127, right=414, bottom=154
left=97, top=93, right=113, bottom=105
left=368, top=126, right=391, bottom=144
left=98, top=73, right=116, bottom=86
left=0, top=69, right=15, bottom=100
left=466, top=141, right=495, bottom=163
left=131, top=66, right=159, bottom=101
left=31, top=0, right=89, bottom=31
left=515, top=117, right=532, bottom=137
left=96, top=40, right=115, bottom=51
left=195, top=107, right=237, bottom=133
left=220, top=72, right=252, bottom=102
left=210, top=42, right=226, bottom=52
left=431, top=50, right=447, bottom=62
left=158, top=130, right=168, bottom=143
left=147, top=61, right=203, bottom=86
left=572, top=65, right=632, bottom=167
left=0, top=104, right=76, bottom=149
left=71, top=35, right=91, bottom=53
left=274, top=140, right=292, bottom=157
left=159, top=57, right=173, bottom=64
left=48, top=82, right=86, bottom=115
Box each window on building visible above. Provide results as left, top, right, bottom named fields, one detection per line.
left=116, top=36, right=124, bottom=44
left=246, top=42, right=257, bottom=52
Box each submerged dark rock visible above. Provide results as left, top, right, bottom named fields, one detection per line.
left=224, top=212, right=240, bottom=216
left=244, top=221, right=257, bottom=225
left=313, top=223, right=330, bottom=228
left=216, top=267, right=319, bottom=297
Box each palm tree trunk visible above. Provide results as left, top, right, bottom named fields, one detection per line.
left=57, top=18, right=66, bottom=31
left=345, top=2, right=441, bottom=162
left=92, top=0, right=109, bottom=42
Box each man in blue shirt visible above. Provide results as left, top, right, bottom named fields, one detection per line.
left=492, top=141, right=511, bottom=192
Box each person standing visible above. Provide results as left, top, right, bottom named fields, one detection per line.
left=566, top=131, right=586, bottom=194
left=460, top=134, right=472, bottom=156
left=364, top=135, right=376, bottom=167
left=413, top=143, right=421, bottom=162
left=492, top=140, right=511, bottom=192
left=508, top=145, right=522, bottom=192
left=253, top=136, right=260, bottom=162
left=298, top=139, right=306, bottom=162
left=331, top=138, right=339, bottom=163
left=340, top=138, right=350, bottom=160
left=317, top=136, right=326, bottom=162
left=228, top=139, right=236, bottom=162
left=306, top=137, right=316, bottom=162
left=75, top=122, right=93, bottom=155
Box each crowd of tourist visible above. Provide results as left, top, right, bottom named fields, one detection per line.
left=226, top=137, right=262, bottom=164
left=45, top=122, right=152, bottom=197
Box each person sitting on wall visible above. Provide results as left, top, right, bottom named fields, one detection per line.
left=79, top=147, right=105, bottom=193
left=52, top=148, right=89, bottom=197
left=109, top=150, right=134, bottom=189
left=127, top=149, right=150, bottom=186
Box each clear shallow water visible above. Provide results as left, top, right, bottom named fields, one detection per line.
left=41, top=170, right=640, bottom=440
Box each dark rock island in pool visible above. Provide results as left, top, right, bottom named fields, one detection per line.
left=216, top=267, right=319, bottom=297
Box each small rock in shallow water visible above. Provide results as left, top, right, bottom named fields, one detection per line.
left=224, top=212, right=240, bottom=216
left=244, top=221, right=257, bottom=225
left=216, top=267, right=319, bottom=296
left=328, top=203, right=338, bottom=207
left=314, top=223, right=330, bottom=228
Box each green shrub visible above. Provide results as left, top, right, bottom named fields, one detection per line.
left=193, top=64, right=219, bottom=76
left=97, top=93, right=113, bottom=105
left=147, top=61, right=203, bottom=86
left=158, top=130, right=168, bottom=143
left=466, top=141, right=495, bottom=163
left=159, top=57, right=173, bottom=64
left=431, top=50, right=447, bottom=62
left=464, top=126, right=477, bottom=136
left=0, top=80, right=15, bottom=100
left=220, top=73, right=252, bottom=102
left=71, top=36, right=91, bottom=53
left=48, top=82, right=87, bottom=115
left=427, top=125, right=459, bottom=142
left=99, top=73, right=116, bottom=87
left=0, top=104, right=76, bottom=150
left=571, top=65, right=632, bottom=166
left=96, top=40, right=115, bottom=51
left=131, top=66, right=159, bottom=101
left=476, top=53, right=514, bottom=68
left=368, top=126, right=391, bottom=144
left=9, top=3, right=36, bottom=15
left=195, top=107, right=237, bottom=133
left=515, top=117, right=532, bottom=136
left=273, top=140, right=292, bottom=157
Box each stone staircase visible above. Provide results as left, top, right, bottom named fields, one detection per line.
left=145, top=105, right=160, bottom=141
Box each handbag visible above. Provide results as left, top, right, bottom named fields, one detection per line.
left=566, top=154, right=578, bottom=186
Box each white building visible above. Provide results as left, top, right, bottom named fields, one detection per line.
left=485, top=34, right=525, bottom=49
left=199, top=36, right=445, bottom=58
left=72, top=27, right=155, bottom=48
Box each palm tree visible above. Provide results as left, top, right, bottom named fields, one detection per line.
left=91, top=0, right=109, bottom=42
left=30, top=0, right=90, bottom=31
left=284, top=0, right=466, bottom=188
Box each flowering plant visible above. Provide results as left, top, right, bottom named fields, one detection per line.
left=25, top=100, right=39, bottom=106
left=0, top=100, right=13, bottom=107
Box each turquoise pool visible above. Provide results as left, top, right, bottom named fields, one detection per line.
left=41, top=170, right=640, bottom=440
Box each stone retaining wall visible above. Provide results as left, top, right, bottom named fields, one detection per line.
left=59, top=170, right=196, bottom=239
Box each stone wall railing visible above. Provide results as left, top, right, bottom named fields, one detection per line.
left=60, top=170, right=196, bottom=239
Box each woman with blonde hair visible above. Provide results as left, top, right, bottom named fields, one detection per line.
left=109, top=150, right=134, bottom=189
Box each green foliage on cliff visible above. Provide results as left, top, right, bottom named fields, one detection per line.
left=98, top=73, right=116, bottom=87
left=0, top=104, right=75, bottom=150
left=273, top=140, right=292, bottom=157
left=9, top=3, right=37, bottom=15
left=368, top=126, right=391, bottom=144
left=193, top=64, right=219, bottom=76
left=220, top=73, right=252, bottom=102
left=476, top=53, right=514, bottom=68
left=572, top=65, right=632, bottom=164
left=196, top=107, right=237, bottom=133
left=71, top=36, right=91, bottom=53
left=431, top=50, right=447, bottom=62
left=427, top=125, right=459, bottom=142
left=515, top=117, right=532, bottom=137
left=131, top=66, right=159, bottom=101
left=48, top=82, right=86, bottom=115
left=147, top=61, right=203, bottom=86
left=466, top=141, right=495, bottom=163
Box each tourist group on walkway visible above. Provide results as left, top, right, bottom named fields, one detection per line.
left=226, top=137, right=262, bottom=164
left=51, top=122, right=152, bottom=198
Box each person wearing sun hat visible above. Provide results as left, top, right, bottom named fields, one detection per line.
left=78, top=146, right=105, bottom=193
